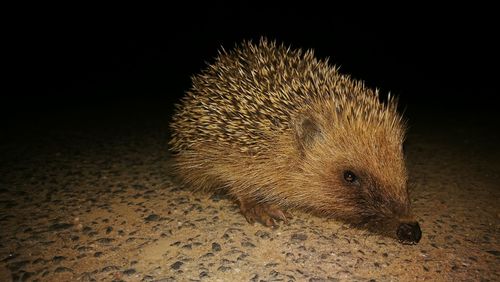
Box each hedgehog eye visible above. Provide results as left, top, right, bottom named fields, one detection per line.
left=343, top=170, right=358, bottom=184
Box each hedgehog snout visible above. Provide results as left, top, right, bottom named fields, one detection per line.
left=396, top=221, right=422, bottom=244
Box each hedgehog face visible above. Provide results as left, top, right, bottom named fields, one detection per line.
left=293, top=108, right=421, bottom=244
left=332, top=156, right=421, bottom=244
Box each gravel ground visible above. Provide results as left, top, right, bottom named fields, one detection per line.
left=1, top=104, right=498, bottom=281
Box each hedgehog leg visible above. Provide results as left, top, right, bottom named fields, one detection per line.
left=238, top=198, right=292, bottom=227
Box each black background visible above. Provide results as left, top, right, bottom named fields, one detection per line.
left=4, top=4, right=498, bottom=126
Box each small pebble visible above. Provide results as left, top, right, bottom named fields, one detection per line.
left=212, top=242, right=221, bottom=252
left=171, top=261, right=183, bottom=270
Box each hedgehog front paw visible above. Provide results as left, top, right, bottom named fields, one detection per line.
left=238, top=200, right=292, bottom=228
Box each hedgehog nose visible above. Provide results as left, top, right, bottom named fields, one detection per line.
left=397, top=222, right=422, bottom=244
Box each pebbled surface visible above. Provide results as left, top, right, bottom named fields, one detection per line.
left=0, top=104, right=498, bottom=281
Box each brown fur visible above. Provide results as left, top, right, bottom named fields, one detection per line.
left=169, top=38, right=416, bottom=239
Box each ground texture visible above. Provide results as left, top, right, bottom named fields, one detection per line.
left=1, top=105, right=498, bottom=281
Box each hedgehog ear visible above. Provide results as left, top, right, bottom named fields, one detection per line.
left=294, top=113, right=322, bottom=153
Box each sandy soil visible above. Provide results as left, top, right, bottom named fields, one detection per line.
left=0, top=106, right=498, bottom=281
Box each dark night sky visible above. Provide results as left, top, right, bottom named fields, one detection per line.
left=4, top=4, right=498, bottom=123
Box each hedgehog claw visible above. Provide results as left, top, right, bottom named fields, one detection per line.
left=238, top=200, right=291, bottom=228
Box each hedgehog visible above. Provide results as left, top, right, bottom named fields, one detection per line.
left=169, top=38, right=421, bottom=244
